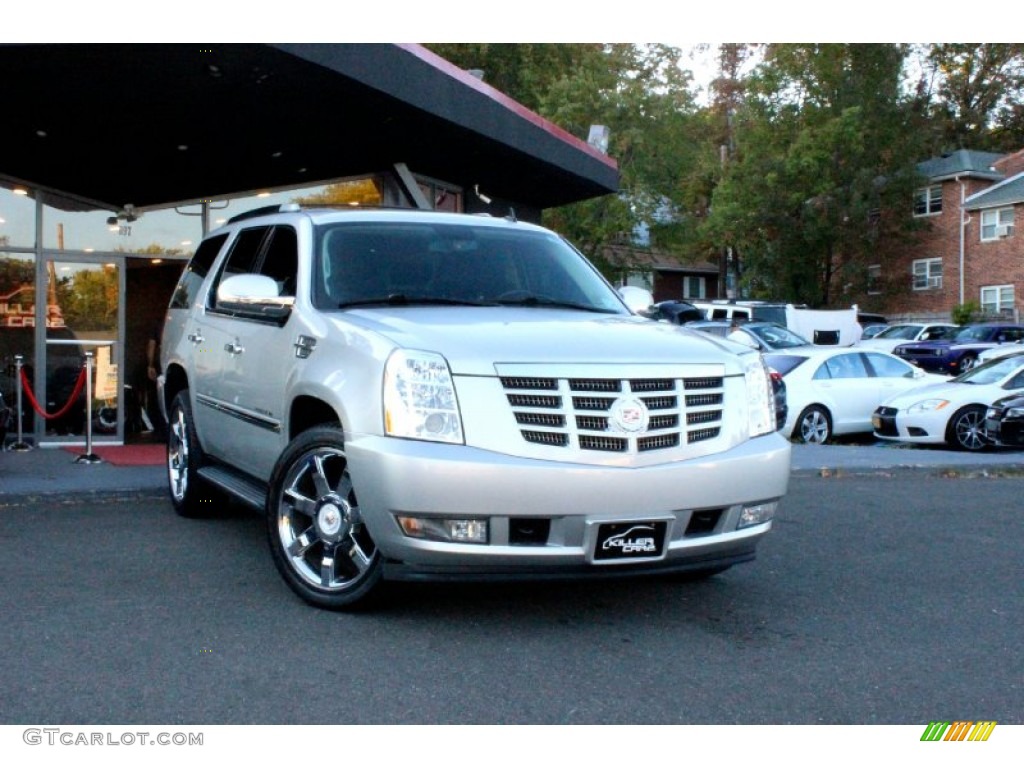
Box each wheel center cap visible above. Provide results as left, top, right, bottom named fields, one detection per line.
left=318, top=502, right=345, bottom=537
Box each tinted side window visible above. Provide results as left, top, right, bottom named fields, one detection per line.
left=864, top=352, right=913, bottom=379
left=257, top=226, right=298, bottom=298
left=209, top=226, right=270, bottom=309
left=169, top=233, right=228, bottom=310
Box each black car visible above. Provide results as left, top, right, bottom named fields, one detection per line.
left=647, top=300, right=703, bottom=324
left=984, top=394, right=1024, bottom=446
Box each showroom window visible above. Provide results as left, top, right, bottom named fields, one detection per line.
left=912, top=258, right=942, bottom=290
left=914, top=185, right=943, bottom=216
left=981, top=207, right=1015, bottom=241
left=981, top=284, right=1014, bottom=316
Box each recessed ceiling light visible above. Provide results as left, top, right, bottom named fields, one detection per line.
left=178, top=145, right=189, bottom=151
left=36, top=130, right=47, bottom=138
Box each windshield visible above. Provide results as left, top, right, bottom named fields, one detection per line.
left=312, top=221, right=627, bottom=314
left=749, top=323, right=809, bottom=349
left=875, top=324, right=921, bottom=340
left=953, top=325, right=997, bottom=342
left=953, top=354, right=1024, bottom=385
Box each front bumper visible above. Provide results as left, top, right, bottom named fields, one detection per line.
left=345, top=432, right=791, bottom=579
left=872, top=407, right=947, bottom=444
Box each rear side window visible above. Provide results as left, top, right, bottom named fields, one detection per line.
left=169, top=233, right=228, bottom=310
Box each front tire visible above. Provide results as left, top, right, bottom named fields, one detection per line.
left=267, top=427, right=382, bottom=610
left=959, top=354, right=978, bottom=373
left=167, top=389, right=211, bottom=517
left=794, top=405, right=832, bottom=444
left=946, top=405, right=988, bottom=451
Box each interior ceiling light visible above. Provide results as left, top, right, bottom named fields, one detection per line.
left=178, top=144, right=189, bottom=151
left=36, top=130, right=47, bottom=138
left=13, top=188, right=28, bottom=196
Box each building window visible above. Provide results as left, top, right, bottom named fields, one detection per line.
left=683, top=276, right=706, bottom=299
left=912, top=258, right=942, bottom=290
left=981, top=284, right=1014, bottom=315
left=914, top=185, right=943, bottom=216
left=867, top=264, right=881, bottom=295
left=980, top=207, right=1015, bottom=241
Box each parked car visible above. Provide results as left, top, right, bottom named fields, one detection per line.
left=873, top=352, right=1024, bottom=451
left=978, top=339, right=1024, bottom=364
left=857, top=322, right=958, bottom=353
left=859, top=324, right=889, bottom=340
left=158, top=205, right=791, bottom=610
left=983, top=393, right=1024, bottom=447
left=892, top=323, right=1024, bottom=375
left=763, top=348, right=942, bottom=444
left=647, top=299, right=704, bottom=325
left=688, top=320, right=815, bottom=352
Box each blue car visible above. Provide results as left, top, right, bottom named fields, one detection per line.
left=893, top=323, right=1024, bottom=374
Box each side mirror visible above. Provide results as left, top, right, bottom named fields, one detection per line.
left=618, top=286, right=655, bottom=316
left=217, top=274, right=294, bottom=319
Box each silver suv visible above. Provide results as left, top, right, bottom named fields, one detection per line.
left=159, top=205, right=790, bottom=609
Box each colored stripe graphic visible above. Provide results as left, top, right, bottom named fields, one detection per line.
left=920, top=721, right=996, bottom=742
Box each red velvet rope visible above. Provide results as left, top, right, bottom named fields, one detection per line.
left=19, top=366, right=88, bottom=420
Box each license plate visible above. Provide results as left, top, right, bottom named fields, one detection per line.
left=593, top=521, right=667, bottom=562
left=985, top=418, right=1001, bottom=433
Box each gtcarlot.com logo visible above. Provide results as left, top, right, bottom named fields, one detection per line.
left=920, top=721, right=997, bottom=742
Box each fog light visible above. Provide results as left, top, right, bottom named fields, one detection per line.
left=397, top=516, right=488, bottom=544
left=738, top=502, right=777, bottom=529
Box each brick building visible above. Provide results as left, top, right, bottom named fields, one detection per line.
left=878, top=148, right=1024, bottom=322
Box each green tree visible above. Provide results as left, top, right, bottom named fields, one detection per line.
left=424, top=44, right=704, bottom=277
left=915, top=44, right=1024, bottom=152
left=703, top=44, right=926, bottom=306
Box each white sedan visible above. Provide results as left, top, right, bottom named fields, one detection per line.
left=872, top=352, right=1024, bottom=451
left=763, top=348, right=943, bottom=444
left=856, top=322, right=958, bottom=353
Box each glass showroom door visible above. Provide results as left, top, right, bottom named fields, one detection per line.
left=41, top=258, right=123, bottom=445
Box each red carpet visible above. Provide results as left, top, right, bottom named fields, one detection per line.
left=61, top=443, right=166, bottom=466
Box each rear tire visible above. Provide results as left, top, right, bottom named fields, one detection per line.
left=794, top=405, right=832, bottom=444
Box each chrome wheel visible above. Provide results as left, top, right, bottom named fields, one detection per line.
left=959, top=354, right=978, bottom=372
left=796, top=406, right=832, bottom=444
left=166, top=389, right=208, bottom=517
left=949, top=406, right=988, bottom=451
left=268, top=427, right=381, bottom=608
left=168, top=404, right=190, bottom=504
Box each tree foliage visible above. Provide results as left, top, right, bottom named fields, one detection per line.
left=424, top=44, right=1024, bottom=306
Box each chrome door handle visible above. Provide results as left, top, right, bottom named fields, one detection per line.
left=224, top=342, right=245, bottom=355
left=187, top=331, right=205, bottom=344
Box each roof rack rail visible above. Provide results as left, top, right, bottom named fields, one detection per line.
left=227, top=203, right=300, bottom=224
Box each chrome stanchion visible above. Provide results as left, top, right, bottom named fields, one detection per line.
left=75, top=351, right=103, bottom=464
left=9, top=354, right=32, bottom=451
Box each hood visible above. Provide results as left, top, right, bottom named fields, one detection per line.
left=882, top=379, right=999, bottom=408
left=329, top=306, right=749, bottom=376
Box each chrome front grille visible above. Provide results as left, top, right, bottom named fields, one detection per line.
left=501, top=374, right=725, bottom=453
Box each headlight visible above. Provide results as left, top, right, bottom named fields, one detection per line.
left=383, top=349, right=464, bottom=444
left=1006, top=407, right=1024, bottom=419
left=907, top=398, right=950, bottom=414
left=742, top=354, right=775, bottom=438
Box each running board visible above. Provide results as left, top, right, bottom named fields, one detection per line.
left=197, top=465, right=267, bottom=510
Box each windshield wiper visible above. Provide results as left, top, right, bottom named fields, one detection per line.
left=338, top=294, right=495, bottom=309
left=493, top=295, right=617, bottom=314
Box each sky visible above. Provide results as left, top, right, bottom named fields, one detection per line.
left=7, top=2, right=989, bottom=43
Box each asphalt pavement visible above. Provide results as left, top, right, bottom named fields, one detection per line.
left=2, top=436, right=1023, bottom=504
